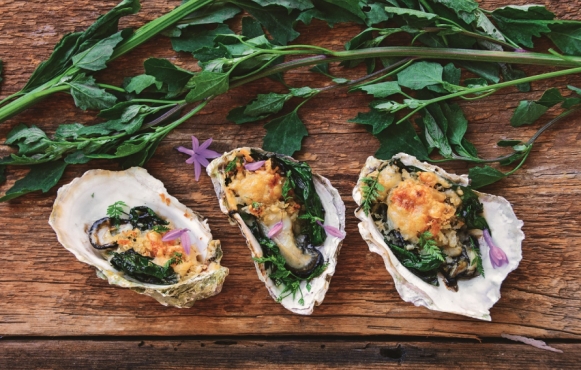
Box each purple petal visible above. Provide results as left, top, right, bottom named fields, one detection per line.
left=194, top=160, right=201, bottom=181
left=162, top=228, right=188, bottom=242
left=180, top=232, right=191, bottom=255
left=185, top=156, right=197, bottom=165
left=195, top=154, right=210, bottom=167
left=244, top=160, right=266, bottom=171
left=198, top=138, right=213, bottom=151
left=267, top=221, right=283, bottom=238
left=191, top=136, right=199, bottom=150
left=177, top=146, right=194, bottom=156
left=197, top=148, right=221, bottom=159
left=317, top=220, right=345, bottom=239
left=483, top=229, right=508, bottom=268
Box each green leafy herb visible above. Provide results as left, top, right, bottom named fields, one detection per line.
left=153, top=224, right=170, bottom=233
left=281, top=171, right=295, bottom=201
left=3, top=0, right=581, bottom=201
left=359, top=175, right=385, bottom=216
left=110, top=249, right=179, bottom=285
left=418, top=231, right=445, bottom=262
left=106, top=201, right=128, bottom=225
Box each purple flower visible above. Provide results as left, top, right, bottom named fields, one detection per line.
left=244, top=160, right=266, bottom=171
left=268, top=221, right=283, bottom=238
left=177, top=136, right=221, bottom=181
left=483, top=228, right=508, bottom=268
left=161, top=228, right=192, bottom=255
left=316, top=220, right=345, bottom=239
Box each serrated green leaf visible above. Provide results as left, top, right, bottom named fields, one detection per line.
left=125, top=74, right=162, bottom=94
left=510, top=101, right=548, bottom=127
left=375, top=120, right=428, bottom=160
left=492, top=5, right=555, bottom=48
left=170, top=23, right=234, bottom=53
left=144, top=58, right=194, bottom=97
left=384, top=6, right=438, bottom=27
left=422, top=110, right=452, bottom=157
left=232, top=0, right=300, bottom=45
left=185, top=71, right=229, bottom=103
left=69, top=76, right=117, bottom=111
left=242, top=17, right=265, bottom=38
left=364, top=2, right=391, bottom=25
left=548, top=23, right=581, bottom=56
left=6, top=124, right=48, bottom=145
left=469, top=166, right=506, bottom=189
left=251, top=0, right=314, bottom=12
left=348, top=108, right=394, bottom=135
left=263, top=111, right=308, bottom=155
left=175, top=3, right=241, bottom=29
left=510, top=88, right=565, bottom=127
left=442, top=103, right=468, bottom=146
left=357, top=81, right=402, bottom=98
left=0, top=161, right=67, bottom=202
left=227, top=106, right=269, bottom=124
left=54, top=123, right=85, bottom=140
left=22, top=0, right=140, bottom=92
left=433, top=0, right=478, bottom=24
left=243, top=92, right=292, bottom=117
left=397, top=61, right=443, bottom=90
left=72, top=30, right=129, bottom=71
left=298, top=0, right=365, bottom=27
left=193, top=45, right=232, bottom=62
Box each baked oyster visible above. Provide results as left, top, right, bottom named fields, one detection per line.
left=207, top=148, right=345, bottom=315
left=49, top=167, right=228, bottom=308
left=353, top=154, right=523, bottom=320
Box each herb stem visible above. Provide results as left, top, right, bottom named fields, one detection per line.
left=96, top=83, right=126, bottom=93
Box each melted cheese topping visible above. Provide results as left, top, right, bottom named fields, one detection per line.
left=387, top=175, right=457, bottom=243
left=114, top=228, right=201, bottom=279
left=225, top=159, right=283, bottom=209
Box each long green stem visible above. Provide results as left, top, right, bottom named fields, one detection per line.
left=0, top=0, right=213, bottom=123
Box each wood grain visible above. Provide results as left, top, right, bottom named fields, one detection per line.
left=0, top=339, right=577, bottom=369
left=0, top=0, right=581, bottom=345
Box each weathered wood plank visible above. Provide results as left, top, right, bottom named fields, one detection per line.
left=0, top=0, right=580, bottom=339
left=0, top=339, right=577, bottom=369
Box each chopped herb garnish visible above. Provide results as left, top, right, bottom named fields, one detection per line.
left=418, top=231, right=445, bottom=262
left=153, top=224, right=170, bottom=233
left=359, top=175, right=385, bottom=216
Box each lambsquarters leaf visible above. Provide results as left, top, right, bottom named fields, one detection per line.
left=348, top=108, right=394, bottom=135
left=491, top=5, right=555, bottom=48
left=298, top=0, right=365, bottom=27
left=0, top=161, right=67, bottom=202
left=355, top=81, right=402, bottom=98
left=510, top=87, right=565, bottom=127
left=22, top=0, right=140, bottom=92
left=397, top=61, right=443, bottom=90
left=68, top=75, right=117, bottom=111
left=548, top=23, right=581, bottom=56
left=231, top=0, right=300, bottom=45
left=72, top=30, right=130, bottom=71
left=251, top=0, right=314, bottom=12
left=170, top=24, right=234, bottom=53
left=185, top=71, right=229, bottom=103
left=433, top=0, right=478, bottom=24
left=374, top=120, right=429, bottom=160
left=125, top=74, right=162, bottom=94
left=263, top=111, right=308, bottom=155
left=243, top=92, right=292, bottom=117
left=384, top=7, right=438, bottom=27
left=144, top=58, right=193, bottom=97
left=468, top=166, right=506, bottom=189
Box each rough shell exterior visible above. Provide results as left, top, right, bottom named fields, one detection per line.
left=353, top=154, right=524, bottom=321
left=49, top=167, right=228, bottom=308
left=207, top=148, right=346, bottom=315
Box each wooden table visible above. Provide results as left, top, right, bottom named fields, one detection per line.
left=1, top=0, right=580, bottom=368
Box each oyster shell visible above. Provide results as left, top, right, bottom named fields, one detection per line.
left=49, top=167, right=228, bottom=308
left=207, top=148, right=345, bottom=315
left=353, top=154, right=524, bottom=320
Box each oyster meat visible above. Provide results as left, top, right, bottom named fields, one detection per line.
left=207, top=148, right=345, bottom=315
left=353, top=154, right=524, bottom=320
left=49, top=167, right=229, bottom=308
